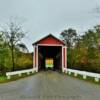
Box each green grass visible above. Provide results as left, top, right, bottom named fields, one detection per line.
left=0, top=72, right=36, bottom=84
left=0, top=76, right=7, bottom=83
left=65, top=72, right=100, bottom=85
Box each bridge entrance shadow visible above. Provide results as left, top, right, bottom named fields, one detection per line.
left=38, top=46, right=62, bottom=71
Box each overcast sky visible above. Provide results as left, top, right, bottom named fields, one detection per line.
left=0, top=0, right=100, bottom=52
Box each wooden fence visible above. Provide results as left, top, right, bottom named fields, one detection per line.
left=64, top=68, right=100, bottom=82
left=6, top=68, right=37, bottom=79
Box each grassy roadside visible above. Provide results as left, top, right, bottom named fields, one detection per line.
left=0, top=76, right=7, bottom=83
left=65, top=72, right=100, bottom=85
left=0, top=72, right=36, bottom=84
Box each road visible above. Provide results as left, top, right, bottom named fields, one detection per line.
left=0, top=71, right=100, bottom=100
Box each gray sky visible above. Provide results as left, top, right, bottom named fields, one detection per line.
left=0, top=0, right=100, bottom=52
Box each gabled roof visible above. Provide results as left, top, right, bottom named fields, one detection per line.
left=32, top=34, right=65, bottom=45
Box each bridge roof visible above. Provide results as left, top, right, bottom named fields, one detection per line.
left=32, top=34, right=65, bottom=46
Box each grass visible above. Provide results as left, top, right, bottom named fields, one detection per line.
left=65, top=72, right=100, bottom=85
left=0, top=76, right=7, bottom=83
left=0, top=72, right=36, bottom=84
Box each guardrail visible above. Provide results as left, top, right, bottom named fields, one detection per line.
left=64, top=68, right=100, bottom=82
left=6, top=68, right=37, bottom=79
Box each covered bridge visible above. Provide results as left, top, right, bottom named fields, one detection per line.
left=32, top=34, right=67, bottom=72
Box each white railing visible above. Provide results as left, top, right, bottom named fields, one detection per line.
left=6, top=68, right=38, bottom=79
left=64, top=68, right=100, bottom=82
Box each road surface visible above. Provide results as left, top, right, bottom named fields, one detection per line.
left=0, top=71, right=100, bottom=100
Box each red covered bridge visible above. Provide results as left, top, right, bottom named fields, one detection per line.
left=32, top=34, right=67, bottom=72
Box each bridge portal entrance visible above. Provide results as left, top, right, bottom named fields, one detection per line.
left=32, top=34, right=67, bottom=72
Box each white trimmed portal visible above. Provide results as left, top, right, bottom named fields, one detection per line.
left=32, top=34, right=67, bottom=72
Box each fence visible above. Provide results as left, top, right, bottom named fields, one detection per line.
left=64, top=68, right=100, bottom=82
left=6, top=68, right=37, bottom=79
left=6, top=68, right=100, bottom=82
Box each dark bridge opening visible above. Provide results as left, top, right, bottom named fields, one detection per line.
left=38, top=46, right=62, bottom=71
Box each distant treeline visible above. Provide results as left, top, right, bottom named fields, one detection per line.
left=61, top=25, right=100, bottom=73
left=0, top=20, right=100, bottom=74
left=0, top=47, right=33, bottom=73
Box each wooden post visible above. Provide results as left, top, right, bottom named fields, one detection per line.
left=65, top=46, right=67, bottom=68
left=83, top=75, right=87, bottom=79
left=33, top=46, right=35, bottom=68
left=95, top=78, right=99, bottom=82
left=62, top=46, right=64, bottom=72
left=36, top=46, right=38, bottom=72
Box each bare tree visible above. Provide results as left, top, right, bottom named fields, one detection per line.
left=1, top=20, right=28, bottom=71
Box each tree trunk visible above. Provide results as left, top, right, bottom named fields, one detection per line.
left=11, top=45, right=15, bottom=71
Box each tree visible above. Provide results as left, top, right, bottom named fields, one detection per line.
left=75, top=25, right=100, bottom=72
left=60, top=28, right=77, bottom=48
left=1, top=21, right=28, bottom=71
left=60, top=28, right=77, bottom=67
left=60, top=25, right=100, bottom=73
left=0, top=31, right=4, bottom=46
left=0, top=32, right=8, bottom=73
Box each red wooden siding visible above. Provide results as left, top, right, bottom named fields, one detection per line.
left=33, top=35, right=65, bottom=45
left=64, top=47, right=67, bottom=68
left=63, top=48, right=65, bottom=68
left=38, top=36, right=63, bottom=45
left=66, top=47, right=67, bottom=68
